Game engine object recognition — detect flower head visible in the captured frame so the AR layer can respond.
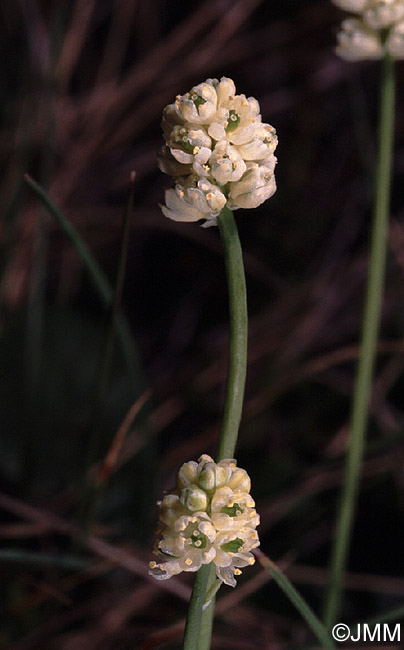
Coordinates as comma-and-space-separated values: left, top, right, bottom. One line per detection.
332, 0, 404, 59
149, 455, 260, 587
336, 18, 384, 59
159, 77, 277, 226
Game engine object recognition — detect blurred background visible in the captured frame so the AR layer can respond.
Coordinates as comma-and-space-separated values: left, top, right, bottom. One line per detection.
1, 0, 404, 648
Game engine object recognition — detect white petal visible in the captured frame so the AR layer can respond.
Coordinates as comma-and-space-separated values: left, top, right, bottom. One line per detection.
170, 148, 193, 164
208, 122, 226, 140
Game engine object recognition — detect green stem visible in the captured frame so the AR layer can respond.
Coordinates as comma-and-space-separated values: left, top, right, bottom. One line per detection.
196, 565, 217, 650
183, 207, 248, 649
215, 207, 248, 460
324, 54, 395, 629
259, 554, 336, 650
183, 564, 212, 650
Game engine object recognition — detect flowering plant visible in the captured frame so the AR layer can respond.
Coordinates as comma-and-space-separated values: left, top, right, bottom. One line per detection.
332, 0, 404, 59
149, 455, 259, 587
159, 77, 277, 226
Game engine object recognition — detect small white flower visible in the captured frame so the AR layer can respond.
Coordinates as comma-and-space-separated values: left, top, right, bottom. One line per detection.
387, 19, 404, 56
208, 95, 260, 145
149, 512, 217, 580
235, 122, 278, 162
335, 18, 383, 60
161, 177, 226, 226
229, 157, 277, 210
210, 487, 260, 532
166, 124, 212, 167
214, 529, 259, 587
332, 0, 404, 59
363, 0, 404, 30
174, 81, 218, 124
209, 141, 247, 184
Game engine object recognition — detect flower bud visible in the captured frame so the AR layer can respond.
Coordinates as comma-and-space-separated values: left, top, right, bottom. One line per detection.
227, 468, 251, 493
180, 485, 208, 512
199, 462, 229, 491
177, 461, 199, 488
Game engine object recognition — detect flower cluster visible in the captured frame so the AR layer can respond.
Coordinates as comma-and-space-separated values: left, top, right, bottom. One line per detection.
149, 455, 259, 587
332, 0, 404, 60
158, 77, 278, 227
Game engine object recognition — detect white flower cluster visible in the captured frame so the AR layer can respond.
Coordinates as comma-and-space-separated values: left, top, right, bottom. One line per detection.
158, 77, 278, 227
332, 0, 404, 60
149, 455, 260, 587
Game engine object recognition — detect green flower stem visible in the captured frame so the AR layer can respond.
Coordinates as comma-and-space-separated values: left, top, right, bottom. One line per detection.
215, 207, 248, 461
196, 565, 218, 650
324, 53, 395, 630
183, 207, 248, 650
258, 553, 336, 650
23, 174, 142, 393
183, 564, 213, 650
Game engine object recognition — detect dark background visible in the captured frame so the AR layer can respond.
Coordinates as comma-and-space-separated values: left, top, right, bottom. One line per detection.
1, 1, 404, 648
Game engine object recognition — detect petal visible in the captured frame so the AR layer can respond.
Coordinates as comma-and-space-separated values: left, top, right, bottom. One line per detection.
170, 148, 194, 164
216, 77, 236, 106
208, 122, 226, 140
161, 203, 202, 223
211, 487, 234, 512
216, 565, 236, 587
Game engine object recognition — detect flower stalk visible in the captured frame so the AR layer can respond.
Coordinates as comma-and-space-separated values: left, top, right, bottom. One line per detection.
216, 207, 248, 461
324, 52, 395, 629
187, 206, 249, 650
